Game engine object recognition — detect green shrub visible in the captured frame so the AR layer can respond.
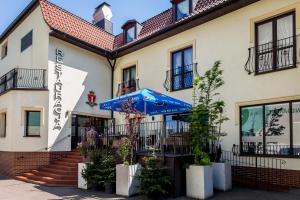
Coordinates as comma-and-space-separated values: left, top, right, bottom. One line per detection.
136, 156, 171, 199
82, 154, 116, 190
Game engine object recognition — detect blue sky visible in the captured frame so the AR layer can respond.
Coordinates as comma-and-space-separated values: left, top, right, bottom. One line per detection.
0, 0, 171, 35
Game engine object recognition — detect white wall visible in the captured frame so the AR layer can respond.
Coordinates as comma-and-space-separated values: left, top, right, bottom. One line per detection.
47, 37, 111, 151
114, 0, 300, 169
0, 6, 50, 152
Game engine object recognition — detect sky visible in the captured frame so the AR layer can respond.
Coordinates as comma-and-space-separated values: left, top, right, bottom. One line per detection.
0, 0, 171, 35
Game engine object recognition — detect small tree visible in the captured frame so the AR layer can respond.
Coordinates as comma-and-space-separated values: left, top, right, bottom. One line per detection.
191, 61, 228, 164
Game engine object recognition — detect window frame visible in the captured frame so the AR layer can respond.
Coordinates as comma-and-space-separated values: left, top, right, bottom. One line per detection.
171, 46, 193, 91
25, 110, 41, 137
173, 0, 192, 21
122, 65, 137, 94
0, 112, 6, 138
1, 42, 8, 60
21, 30, 33, 53
254, 11, 296, 75
239, 99, 300, 158
124, 25, 137, 44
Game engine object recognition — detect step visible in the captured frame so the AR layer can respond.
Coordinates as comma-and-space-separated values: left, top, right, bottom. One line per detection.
24, 172, 77, 182
62, 158, 82, 163
66, 155, 83, 159
31, 170, 76, 180
47, 164, 77, 171
16, 176, 47, 185
40, 168, 77, 176
51, 160, 79, 167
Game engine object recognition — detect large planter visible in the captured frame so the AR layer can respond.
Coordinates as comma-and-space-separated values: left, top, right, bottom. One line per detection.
116, 164, 141, 197
186, 165, 214, 199
78, 163, 90, 189
213, 162, 232, 191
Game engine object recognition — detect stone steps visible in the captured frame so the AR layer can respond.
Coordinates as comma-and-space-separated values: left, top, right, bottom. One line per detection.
15, 150, 83, 187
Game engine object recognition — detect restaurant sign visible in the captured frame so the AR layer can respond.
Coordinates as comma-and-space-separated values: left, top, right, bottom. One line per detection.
53, 49, 63, 130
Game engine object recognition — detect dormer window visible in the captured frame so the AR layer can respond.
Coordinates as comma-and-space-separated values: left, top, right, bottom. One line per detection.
122, 20, 142, 44
125, 26, 136, 43
172, 0, 191, 21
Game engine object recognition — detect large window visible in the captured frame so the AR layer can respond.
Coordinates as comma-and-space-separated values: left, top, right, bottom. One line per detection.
165, 113, 190, 135
171, 47, 193, 91
25, 111, 41, 137
0, 113, 6, 138
255, 12, 295, 74
240, 100, 300, 157
125, 26, 136, 43
21, 30, 33, 52
175, 0, 191, 21
122, 66, 136, 95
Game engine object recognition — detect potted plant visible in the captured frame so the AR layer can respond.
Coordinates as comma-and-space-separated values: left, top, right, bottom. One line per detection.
187, 61, 229, 199
116, 137, 141, 197
136, 149, 171, 199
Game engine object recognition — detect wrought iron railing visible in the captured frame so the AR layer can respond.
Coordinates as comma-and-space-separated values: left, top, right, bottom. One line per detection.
116, 79, 140, 96
0, 68, 47, 94
244, 35, 300, 75
80, 121, 193, 155
237, 143, 300, 157
221, 150, 287, 191
164, 63, 199, 91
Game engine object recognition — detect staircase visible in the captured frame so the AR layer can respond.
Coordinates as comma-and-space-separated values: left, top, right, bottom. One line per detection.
16, 150, 83, 187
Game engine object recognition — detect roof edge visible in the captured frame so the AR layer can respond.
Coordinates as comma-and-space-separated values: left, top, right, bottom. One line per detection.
0, 0, 39, 44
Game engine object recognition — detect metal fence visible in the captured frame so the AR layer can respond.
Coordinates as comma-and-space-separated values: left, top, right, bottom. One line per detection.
0, 68, 46, 94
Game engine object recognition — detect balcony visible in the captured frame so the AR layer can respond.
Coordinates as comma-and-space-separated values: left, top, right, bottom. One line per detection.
164, 63, 199, 91
116, 79, 140, 96
0, 68, 47, 95
244, 35, 300, 75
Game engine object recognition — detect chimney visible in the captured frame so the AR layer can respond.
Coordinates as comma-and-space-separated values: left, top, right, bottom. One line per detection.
93, 2, 113, 34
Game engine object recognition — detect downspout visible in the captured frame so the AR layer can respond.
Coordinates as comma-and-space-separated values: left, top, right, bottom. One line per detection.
106, 56, 117, 119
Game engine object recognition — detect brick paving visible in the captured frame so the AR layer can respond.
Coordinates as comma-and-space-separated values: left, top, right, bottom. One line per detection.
1, 176, 300, 200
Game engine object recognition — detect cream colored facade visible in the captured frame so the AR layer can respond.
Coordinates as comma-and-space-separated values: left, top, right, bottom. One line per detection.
113, 0, 300, 170
0, 0, 299, 171
0, 6, 111, 152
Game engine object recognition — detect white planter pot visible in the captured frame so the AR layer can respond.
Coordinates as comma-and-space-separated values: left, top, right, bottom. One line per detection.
116, 164, 141, 197
186, 165, 214, 199
213, 162, 232, 191
78, 163, 90, 189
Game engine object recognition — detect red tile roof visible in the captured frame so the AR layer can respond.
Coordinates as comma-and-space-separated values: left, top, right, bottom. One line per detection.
39, 0, 115, 50
38, 0, 231, 52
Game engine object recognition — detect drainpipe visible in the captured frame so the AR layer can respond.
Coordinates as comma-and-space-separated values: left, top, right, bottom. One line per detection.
106, 57, 117, 119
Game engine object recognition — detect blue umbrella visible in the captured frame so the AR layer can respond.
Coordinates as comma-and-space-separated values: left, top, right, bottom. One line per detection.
99, 88, 192, 116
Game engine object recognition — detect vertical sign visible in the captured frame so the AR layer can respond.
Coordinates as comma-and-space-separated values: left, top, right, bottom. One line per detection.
53, 49, 63, 130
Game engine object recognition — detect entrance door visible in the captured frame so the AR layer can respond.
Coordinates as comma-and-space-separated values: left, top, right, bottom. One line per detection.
71, 115, 108, 149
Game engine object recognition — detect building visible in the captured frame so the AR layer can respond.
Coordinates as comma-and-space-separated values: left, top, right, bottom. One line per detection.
0, 0, 300, 189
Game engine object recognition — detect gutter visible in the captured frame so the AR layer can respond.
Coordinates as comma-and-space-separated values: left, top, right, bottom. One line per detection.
106, 57, 117, 119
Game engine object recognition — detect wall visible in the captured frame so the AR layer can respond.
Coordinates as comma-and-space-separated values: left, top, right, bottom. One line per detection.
47, 37, 111, 151
114, 0, 300, 169
0, 6, 50, 152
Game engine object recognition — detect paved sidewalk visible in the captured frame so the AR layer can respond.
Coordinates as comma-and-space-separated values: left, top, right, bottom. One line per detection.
1, 176, 300, 200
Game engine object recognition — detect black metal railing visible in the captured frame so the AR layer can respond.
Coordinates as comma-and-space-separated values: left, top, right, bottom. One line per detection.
244, 35, 300, 75
0, 68, 47, 94
164, 63, 199, 91
79, 121, 193, 155
221, 150, 287, 191
237, 143, 300, 157
116, 79, 140, 96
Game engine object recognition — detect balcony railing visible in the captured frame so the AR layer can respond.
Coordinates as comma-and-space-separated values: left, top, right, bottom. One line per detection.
244, 35, 300, 75
116, 79, 140, 96
164, 63, 199, 91
0, 68, 47, 94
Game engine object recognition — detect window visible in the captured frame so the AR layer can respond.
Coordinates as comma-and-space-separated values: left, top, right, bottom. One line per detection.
240, 100, 300, 157
255, 12, 295, 74
1, 42, 8, 59
122, 66, 136, 95
25, 111, 41, 137
165, 113, 190, 135
21, 30, 33, 52
125, 26, 136, 43
175, 0, 191, 21
171, 47, 193, 91
0, 113, 6, 138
